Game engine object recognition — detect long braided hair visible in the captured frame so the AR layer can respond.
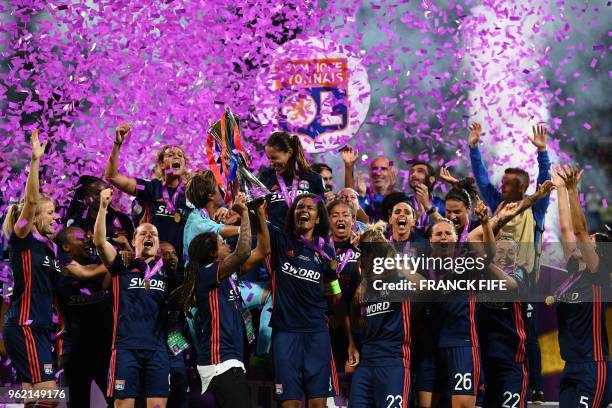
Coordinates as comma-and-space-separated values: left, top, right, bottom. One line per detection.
171, 232, 219, 312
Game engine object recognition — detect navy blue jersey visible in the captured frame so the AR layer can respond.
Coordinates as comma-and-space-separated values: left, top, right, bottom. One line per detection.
109, 255, 168, 351
55, 272, 113, 356
436, 297, 479, 348
134, 178, 190, 260
268, 225, 338, 332
478, 267, 528, 362
195, 261, 244, 365
5, 232, 61, 329
333, 240, 360, 307
557, 258, 609, 363
258, 167, 325, 229
360, 300, 411, 367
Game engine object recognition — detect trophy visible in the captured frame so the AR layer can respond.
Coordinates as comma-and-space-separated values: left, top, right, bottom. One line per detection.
207, 107, 271, 208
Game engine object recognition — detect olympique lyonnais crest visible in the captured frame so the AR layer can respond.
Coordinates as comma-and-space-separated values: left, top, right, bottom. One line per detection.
256, 37, 371, 153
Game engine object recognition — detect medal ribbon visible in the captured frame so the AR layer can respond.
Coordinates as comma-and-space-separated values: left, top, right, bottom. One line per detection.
297, 236, 334, 262
32, 230, 58, 258
328, 237, 354, 275
276, 173, 299, 208
144, 258, 164, 281
161, 181, 182, 215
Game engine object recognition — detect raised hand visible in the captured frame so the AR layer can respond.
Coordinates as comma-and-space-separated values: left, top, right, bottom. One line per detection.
468, 122, 482, 148
341, 146, 359, 167
558, 164, 583, 190
213, 207, 230, 223
497, 201, 520, 220
350, 231, 361, 247
115, 123, 131, 145
31, 129, 47, 160
231, 192, 248, 214
100, 188, 113, 209
474, 197, 489, 223
415, 183, 431, 210
356, 170, 367, 196
439, 167, 459, 185
535, 180, 555, 197
550, 165, 565, 188
528, 124, 548, 152
324, 190, 335, 202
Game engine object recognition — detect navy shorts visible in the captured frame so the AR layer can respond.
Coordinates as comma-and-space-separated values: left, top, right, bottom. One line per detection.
435, 346, 480, 396
272, 331, 339, 401
482, 358, 528, 408
107, 348, 170, 399
2, 325, 55, 383
349, 365, 410, 408
414, 351, 436, 393
559, 361, 611, 408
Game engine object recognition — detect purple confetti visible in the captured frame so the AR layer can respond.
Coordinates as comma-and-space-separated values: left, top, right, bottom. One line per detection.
80, 288, 92, 295
584, 122, 592, 130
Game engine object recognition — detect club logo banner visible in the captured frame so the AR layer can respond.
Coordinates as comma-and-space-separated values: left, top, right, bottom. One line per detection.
256, 37, 371, 153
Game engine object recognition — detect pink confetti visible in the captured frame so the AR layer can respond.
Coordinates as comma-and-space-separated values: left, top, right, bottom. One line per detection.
602, 199, 608, 208
80, 288, 91, 295
584, 122, 592, 130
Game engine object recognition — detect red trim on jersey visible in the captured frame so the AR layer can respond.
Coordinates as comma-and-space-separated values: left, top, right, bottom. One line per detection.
519, 361, 528, 408
20, 250, 32, 325
471, 346, 480, 396
110, 276, 120, 349
592, 285, 603, 362
55, 300, 65, 358
266, 254, 275, 314
593, 360, 606, 408
329, 345, 340, 395
107, 349, 117, 398
513, 302, 527, 363
468, 291, 479, 348
209, 288, 221, 364
22, 326, 40, 383
401, 301, 411, 368
402, 367, 410, 408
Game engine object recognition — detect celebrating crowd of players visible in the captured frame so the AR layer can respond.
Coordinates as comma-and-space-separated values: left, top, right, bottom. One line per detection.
0, 123, 609, 408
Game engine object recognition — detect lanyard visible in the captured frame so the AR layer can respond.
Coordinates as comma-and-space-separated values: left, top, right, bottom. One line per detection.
144, 258, 164, 281
32, 230, 58, 258
328, 237, 354, 275
297, 236, 334, 263
390, 235, 412, 255
162, 182, 182, 215
459, 219, 470, 243
276, 173, 299, 207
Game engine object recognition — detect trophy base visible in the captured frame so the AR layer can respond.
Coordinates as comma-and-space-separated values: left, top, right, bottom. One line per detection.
246, 196, 267, 209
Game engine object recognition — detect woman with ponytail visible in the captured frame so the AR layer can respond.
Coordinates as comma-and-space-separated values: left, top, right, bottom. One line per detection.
173, 193, 269, 408
259, 131, 326, 228
2, 130, 63, 406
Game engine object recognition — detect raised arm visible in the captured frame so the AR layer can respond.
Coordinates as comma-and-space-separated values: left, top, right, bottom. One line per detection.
528, 125, 552, 222
105, 123, 137, 196
63, 262, 109, 280
560, 164, 599, 273
468, 122, 502, 210
240, 204, 271, 273
552, 166, 576, 261
93, 188, 118, 267
468, 198, 496, 260
341, 146, 358, 189
218, 194, 251, 280
14, 130, 47, 238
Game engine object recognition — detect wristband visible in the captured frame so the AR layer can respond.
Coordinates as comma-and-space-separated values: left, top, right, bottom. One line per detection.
426, 206, 437, 215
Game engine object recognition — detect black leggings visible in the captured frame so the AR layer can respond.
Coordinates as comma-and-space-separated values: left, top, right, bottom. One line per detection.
209, 367, 252, 408
59, 349, 113, 408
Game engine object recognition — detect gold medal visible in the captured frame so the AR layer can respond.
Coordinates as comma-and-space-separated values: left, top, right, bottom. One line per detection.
330, 260, 338, 270
145, 280, 151, 290
174, 213, 181, 223
545, 295, 555, 306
